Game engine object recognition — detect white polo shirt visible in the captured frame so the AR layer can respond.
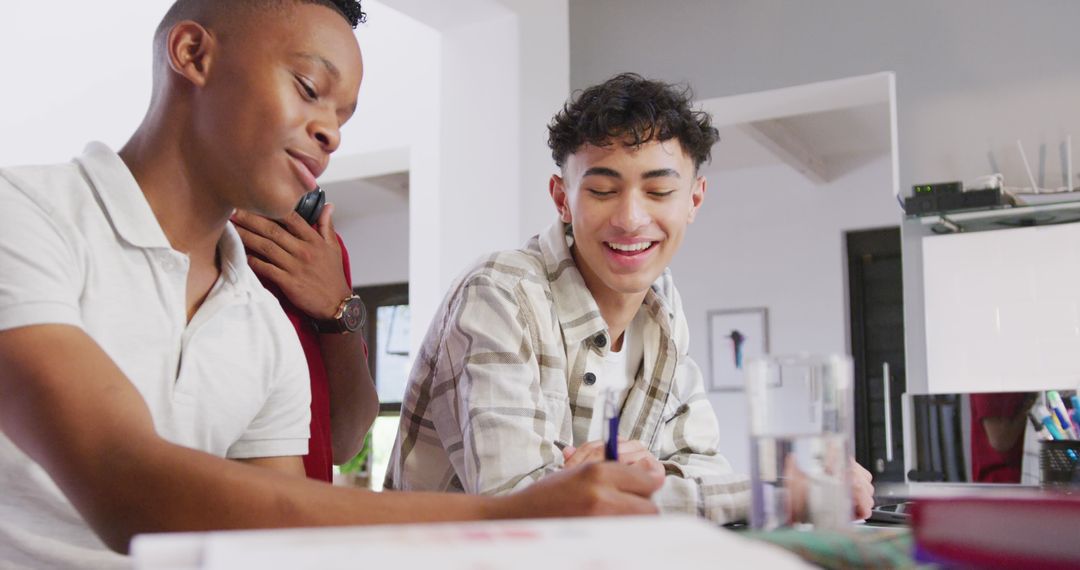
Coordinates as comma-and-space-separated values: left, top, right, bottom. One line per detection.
0, 143, 311, 569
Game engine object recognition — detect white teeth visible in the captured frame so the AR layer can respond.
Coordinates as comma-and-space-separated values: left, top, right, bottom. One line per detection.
606, 241, 653, 252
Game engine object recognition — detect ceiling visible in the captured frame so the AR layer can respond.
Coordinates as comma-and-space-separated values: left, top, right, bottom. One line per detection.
710, 102, 892, 180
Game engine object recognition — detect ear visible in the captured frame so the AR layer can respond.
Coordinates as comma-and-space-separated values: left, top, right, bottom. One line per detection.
549, 174, 572, 224
687, 175, 706, 223
165, 20, 215, 88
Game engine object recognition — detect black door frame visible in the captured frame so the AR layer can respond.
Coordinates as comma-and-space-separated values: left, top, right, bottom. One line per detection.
354, 282, 409, 414
846, 226, 904, 479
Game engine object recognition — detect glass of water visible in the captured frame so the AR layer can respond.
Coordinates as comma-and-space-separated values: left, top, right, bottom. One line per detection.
745, 354, 853, 531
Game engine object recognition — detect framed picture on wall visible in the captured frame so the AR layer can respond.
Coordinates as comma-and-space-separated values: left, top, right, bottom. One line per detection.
706, 307, 770, 392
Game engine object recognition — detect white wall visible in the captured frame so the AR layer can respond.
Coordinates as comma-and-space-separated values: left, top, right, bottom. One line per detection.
0, 1, 170, 166
433, 12, 520, 288
381, 2, 521, 350
499, 0, 572, 242
338, 2, 440, 159
328, 2, 436, 297
336, 209, 410, 287
674, 155, 897, 472
384, 0, 571, 352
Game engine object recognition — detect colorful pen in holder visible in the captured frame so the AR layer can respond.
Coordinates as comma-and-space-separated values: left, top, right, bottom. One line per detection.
1047, 391, 1077, 439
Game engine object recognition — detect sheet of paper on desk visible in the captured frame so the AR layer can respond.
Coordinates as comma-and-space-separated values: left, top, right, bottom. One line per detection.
131, 515, 813, 569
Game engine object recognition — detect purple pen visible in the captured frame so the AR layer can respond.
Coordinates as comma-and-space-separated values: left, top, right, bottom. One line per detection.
603, 390, 619, 461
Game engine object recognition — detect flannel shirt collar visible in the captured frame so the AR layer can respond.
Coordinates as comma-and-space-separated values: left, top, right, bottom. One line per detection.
537, 221, 676, 351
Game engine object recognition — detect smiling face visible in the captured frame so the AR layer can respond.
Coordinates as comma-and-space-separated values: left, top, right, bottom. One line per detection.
179, 3, 363, 218
550, 138, 706, 304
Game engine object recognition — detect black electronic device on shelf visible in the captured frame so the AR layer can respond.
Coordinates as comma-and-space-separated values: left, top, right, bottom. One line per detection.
904, 180, 1007, 216
912, 181, 962, 196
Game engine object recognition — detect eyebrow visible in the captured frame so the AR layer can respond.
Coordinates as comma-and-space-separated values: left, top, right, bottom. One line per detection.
580, 167, 681, 180
293, 51, 341, 80
582, 167, 622, 179
292, 52, 358, 122
643, 168, 681, 179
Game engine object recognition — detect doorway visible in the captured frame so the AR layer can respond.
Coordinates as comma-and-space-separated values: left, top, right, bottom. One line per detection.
847, 227, 905, 482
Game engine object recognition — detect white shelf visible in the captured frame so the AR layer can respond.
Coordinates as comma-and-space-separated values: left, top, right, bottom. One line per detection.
914, 199, 1080, 233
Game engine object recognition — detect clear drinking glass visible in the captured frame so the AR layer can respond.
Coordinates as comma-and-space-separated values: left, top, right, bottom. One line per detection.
746, 354, 854, 531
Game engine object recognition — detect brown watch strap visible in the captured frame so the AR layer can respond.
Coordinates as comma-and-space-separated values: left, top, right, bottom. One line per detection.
311, 315, 349, 334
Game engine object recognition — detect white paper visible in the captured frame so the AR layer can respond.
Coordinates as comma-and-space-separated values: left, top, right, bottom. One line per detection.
133, 516, 813, 570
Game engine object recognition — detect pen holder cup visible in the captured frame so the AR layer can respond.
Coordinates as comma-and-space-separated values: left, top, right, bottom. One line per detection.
1040, 440, 1080, 488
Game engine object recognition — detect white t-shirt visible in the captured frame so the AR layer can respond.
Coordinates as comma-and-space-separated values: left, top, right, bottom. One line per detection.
586, 311, 647, 441
0, 143, 311, 569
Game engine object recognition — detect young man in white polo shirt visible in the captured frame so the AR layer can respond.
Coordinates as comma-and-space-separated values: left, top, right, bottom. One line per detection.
387, 74, 875, 523
0, 2, 661, 567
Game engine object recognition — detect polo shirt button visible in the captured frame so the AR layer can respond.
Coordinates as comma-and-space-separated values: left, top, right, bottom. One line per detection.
593, 334, 607, 348
583, 372, 597, 386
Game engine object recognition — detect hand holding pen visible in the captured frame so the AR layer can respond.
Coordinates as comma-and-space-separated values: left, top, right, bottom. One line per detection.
561, 392, 665, 479
562, 439, 667, 481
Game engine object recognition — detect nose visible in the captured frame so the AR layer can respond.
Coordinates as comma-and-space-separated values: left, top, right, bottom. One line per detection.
611, 190, 651, 232
309, 114, 341, 155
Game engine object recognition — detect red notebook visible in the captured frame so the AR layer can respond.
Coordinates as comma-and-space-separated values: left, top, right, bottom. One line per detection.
910, 492, 1080, 568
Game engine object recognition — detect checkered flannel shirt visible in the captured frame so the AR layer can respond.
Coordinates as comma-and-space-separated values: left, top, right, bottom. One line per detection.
386, 221, 749, 522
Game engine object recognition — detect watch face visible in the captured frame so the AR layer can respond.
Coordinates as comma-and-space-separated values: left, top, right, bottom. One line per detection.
341, 297, 365, 332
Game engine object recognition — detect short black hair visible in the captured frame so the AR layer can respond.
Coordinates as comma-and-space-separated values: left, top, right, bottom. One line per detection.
547, 73, 719, 171
153, 0, 365, 87
158, 0, 365, 39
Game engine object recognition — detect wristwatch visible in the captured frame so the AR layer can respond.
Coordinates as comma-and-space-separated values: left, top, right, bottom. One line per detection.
312, 294, 366, 334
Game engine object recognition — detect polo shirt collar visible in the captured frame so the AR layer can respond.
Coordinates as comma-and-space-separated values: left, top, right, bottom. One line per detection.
76, 141, 254, 294
76, 141, 172, 250
218, 223, 252, 288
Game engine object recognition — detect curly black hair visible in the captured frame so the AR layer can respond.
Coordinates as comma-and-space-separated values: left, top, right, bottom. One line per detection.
548, 73, 718, 171
309, 0, 366, 27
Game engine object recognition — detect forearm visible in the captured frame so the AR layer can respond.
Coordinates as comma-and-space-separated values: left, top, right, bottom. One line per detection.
318, 330, 378, 462
0, 326, 503, 554
98, 439, 503, 552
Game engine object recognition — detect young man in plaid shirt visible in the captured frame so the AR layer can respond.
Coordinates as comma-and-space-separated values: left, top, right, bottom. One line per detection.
388, 73, 874, 522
